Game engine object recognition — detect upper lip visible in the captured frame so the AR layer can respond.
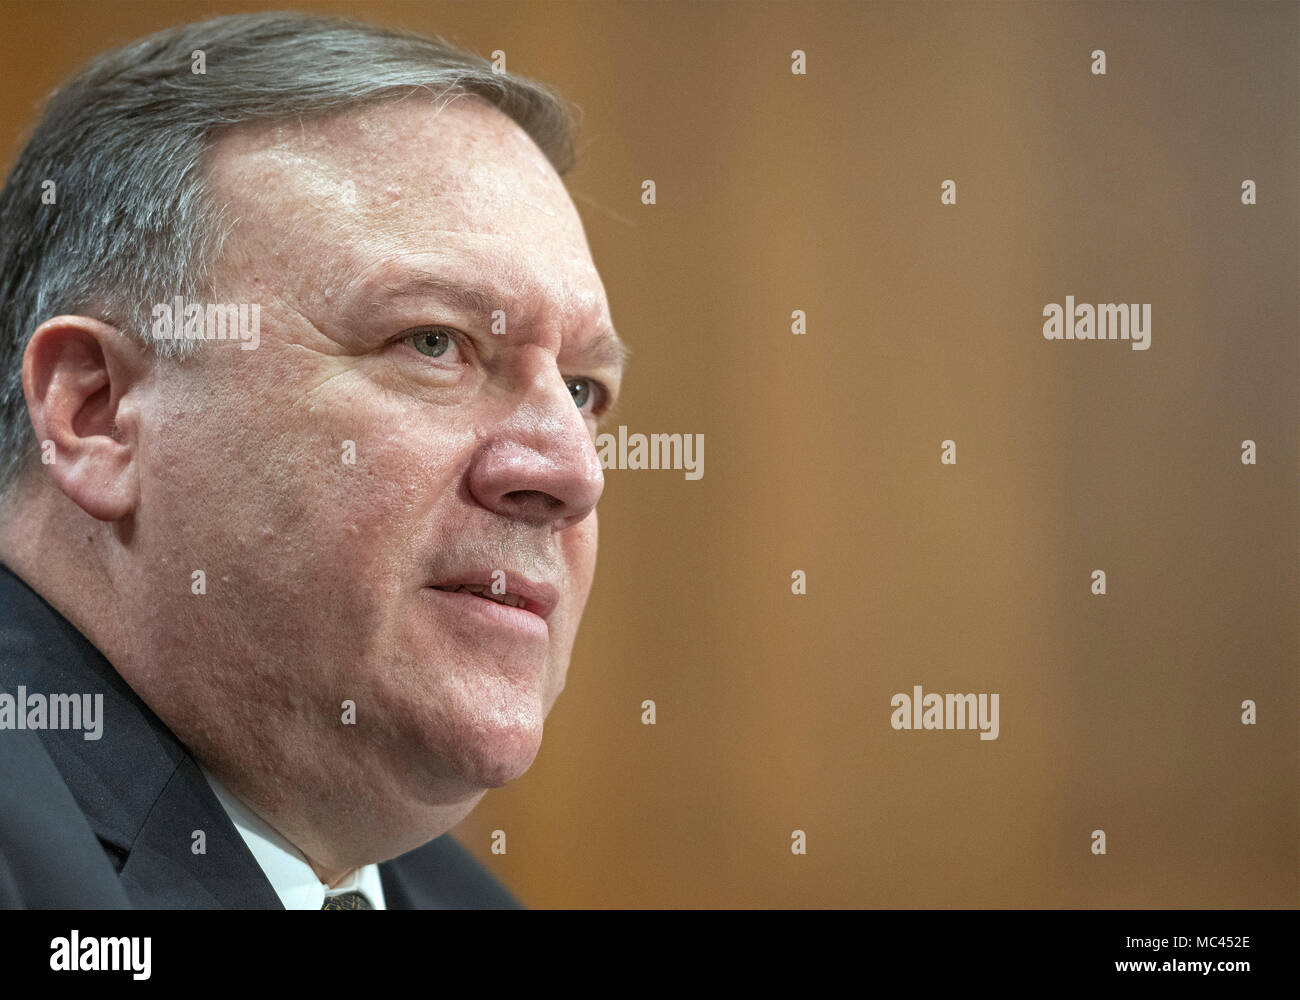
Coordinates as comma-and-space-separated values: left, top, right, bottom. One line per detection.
427, 571, 559, 620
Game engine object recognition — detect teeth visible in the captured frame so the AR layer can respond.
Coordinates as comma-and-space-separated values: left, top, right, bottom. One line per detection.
434, 583, 525, 608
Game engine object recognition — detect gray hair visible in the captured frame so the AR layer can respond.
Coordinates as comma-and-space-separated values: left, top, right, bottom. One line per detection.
0, 11, 578, 495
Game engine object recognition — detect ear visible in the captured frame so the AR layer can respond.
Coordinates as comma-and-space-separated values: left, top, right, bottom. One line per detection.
21, 315, 152, 522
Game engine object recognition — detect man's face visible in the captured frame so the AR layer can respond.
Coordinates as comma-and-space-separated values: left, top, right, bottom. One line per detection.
123, 96, 620, 853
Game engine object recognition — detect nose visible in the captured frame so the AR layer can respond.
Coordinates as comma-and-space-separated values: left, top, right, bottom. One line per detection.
467, 367, 605, 530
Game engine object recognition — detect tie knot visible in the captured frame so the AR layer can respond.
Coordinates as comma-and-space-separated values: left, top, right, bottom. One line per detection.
321, 891, 373, 910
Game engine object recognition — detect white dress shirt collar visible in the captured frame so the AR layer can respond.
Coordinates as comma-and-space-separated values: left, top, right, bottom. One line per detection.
200, 766, 386, 910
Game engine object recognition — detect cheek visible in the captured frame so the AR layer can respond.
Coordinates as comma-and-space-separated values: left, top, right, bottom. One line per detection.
560, 511, 599, 615
141, 366, 480, 613
286, 379, 475, 529
543, 513, 598, 704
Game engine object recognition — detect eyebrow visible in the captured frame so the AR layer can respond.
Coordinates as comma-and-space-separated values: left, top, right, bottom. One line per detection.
368, 268, 628, 375
578, 329, 631, 374
373, 271, 501, 323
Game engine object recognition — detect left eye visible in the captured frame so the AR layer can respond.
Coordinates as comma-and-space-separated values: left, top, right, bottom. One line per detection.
410, 328, 456, 358
567, 377, 595, 410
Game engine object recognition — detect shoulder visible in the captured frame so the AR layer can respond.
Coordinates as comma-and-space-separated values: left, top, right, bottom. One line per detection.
379, 834, 523, 910
0, 729, 131, 909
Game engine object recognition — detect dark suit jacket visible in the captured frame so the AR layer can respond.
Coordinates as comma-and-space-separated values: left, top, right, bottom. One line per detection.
0, 563, 520, 909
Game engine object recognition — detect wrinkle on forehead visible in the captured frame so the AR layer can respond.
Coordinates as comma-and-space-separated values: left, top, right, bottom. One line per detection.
204, 94, 600, 319
210, 94, 576, 232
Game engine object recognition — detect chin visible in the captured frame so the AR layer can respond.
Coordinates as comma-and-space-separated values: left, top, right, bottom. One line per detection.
410, 694, 547, 793
450, 722, 545, 790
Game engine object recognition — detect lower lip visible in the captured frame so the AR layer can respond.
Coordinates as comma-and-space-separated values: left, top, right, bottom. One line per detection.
421, 587, 550, 640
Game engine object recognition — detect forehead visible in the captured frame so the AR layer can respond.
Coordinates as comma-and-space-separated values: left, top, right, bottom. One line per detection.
205, 95, 604, 313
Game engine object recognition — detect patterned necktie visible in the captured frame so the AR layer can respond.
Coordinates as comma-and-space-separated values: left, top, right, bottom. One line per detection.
321, 891, 373, 910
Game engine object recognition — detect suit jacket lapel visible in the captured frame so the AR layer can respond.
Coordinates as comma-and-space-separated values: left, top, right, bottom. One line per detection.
0, 563, 281, 908
119, 755, 281, 908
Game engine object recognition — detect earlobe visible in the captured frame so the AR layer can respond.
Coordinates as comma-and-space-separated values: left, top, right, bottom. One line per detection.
21, 316, 148, 522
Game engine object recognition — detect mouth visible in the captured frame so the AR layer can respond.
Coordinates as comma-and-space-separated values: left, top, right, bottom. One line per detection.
432, 583, 527, 608
426, 573, 558, 621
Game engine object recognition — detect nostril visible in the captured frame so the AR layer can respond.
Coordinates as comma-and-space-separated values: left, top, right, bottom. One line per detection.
504, 489, 562, 510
